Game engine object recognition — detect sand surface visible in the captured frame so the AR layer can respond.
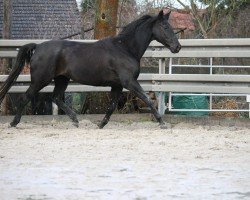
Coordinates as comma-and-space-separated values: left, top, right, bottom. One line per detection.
0, 116, 250, 200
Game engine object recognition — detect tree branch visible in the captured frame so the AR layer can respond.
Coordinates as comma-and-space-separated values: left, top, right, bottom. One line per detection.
176, 0, 208, 38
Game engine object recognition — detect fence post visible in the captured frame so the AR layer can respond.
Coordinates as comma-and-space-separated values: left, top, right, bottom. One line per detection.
158, 58, 166, 115
168, 57, 172, 74
167, 58, 173, 113
209, 57, 213, 111
247, 95, 250, 118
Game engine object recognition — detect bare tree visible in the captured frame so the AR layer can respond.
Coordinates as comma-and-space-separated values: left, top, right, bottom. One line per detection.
176, 0, 248, 38
137, 0, 173, 15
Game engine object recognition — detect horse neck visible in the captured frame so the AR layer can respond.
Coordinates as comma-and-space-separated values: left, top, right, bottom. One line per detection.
122, 24, 153, 61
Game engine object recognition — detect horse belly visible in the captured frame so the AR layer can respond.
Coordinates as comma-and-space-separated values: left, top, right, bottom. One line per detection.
69, 64, 119, 87
61, 45, 123, 87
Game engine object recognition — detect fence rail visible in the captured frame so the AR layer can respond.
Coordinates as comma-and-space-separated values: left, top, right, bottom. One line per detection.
0, 39, 250, 117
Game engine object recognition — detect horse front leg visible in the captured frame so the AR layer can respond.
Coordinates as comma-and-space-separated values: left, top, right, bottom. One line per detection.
98, 86, 122, 129
125, 79, 167, 128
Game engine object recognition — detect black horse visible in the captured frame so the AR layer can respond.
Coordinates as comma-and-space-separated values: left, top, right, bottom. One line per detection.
0, 10, 181, 128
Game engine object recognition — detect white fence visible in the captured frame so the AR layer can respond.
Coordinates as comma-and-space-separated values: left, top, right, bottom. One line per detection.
0, 39, 250, 117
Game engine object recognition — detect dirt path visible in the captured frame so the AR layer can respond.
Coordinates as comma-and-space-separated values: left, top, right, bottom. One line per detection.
0, 116, 249, 200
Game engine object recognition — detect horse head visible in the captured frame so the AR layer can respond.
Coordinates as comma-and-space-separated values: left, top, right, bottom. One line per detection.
152, 10, 181, 53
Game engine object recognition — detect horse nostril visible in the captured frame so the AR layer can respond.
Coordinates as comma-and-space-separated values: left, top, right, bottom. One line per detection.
170, 44, 181, 53
176, 44, 181, 52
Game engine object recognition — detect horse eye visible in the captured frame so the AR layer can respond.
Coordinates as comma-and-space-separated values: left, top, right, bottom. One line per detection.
162, 24, 168, 29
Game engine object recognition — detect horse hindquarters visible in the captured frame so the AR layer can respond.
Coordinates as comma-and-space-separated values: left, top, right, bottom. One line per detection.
0, 43, 36, 104
11, 42, 60, 126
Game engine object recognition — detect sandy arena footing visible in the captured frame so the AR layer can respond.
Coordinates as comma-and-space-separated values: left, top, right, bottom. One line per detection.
0, 114, 249, 199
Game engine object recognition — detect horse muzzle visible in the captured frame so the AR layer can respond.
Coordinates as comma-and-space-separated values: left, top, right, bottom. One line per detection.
170, 44, 181, 53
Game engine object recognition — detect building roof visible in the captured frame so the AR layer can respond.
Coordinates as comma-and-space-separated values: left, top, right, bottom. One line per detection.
0, 0, 82, 39
169, 10, 195, 31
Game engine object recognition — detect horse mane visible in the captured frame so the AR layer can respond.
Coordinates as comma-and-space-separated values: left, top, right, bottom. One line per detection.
118, 15, 153, 38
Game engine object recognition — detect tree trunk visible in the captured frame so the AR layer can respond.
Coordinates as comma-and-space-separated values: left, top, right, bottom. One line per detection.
3, 0, 12, 39
82, 0, 119, 114
94, 0, 119, 39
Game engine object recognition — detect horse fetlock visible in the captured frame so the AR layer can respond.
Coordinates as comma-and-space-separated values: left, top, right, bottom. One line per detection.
72, 115, 78, 122
10, 120, 18, 127
157, 116, 164, 124
97, 122, 105, 129
70, 115, 79, 127
52, 97, 60, 104
10, 115, 21, 127
160, 122, 171, 129
73, 121, 79, 128
97, 120, 108, 129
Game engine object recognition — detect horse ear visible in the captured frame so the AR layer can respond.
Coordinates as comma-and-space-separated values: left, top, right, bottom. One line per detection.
163, 10, 171, 20
164, 11, 171, 19
158, 9, 171, 20
158, 10, 164, 19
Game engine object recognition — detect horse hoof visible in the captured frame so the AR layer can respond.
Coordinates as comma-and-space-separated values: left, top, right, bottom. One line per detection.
73, 122, 79, 128
98, 121, 107, 129
97, 123, 104, 129
160, 122, 171, 129
9, 122, 17, 128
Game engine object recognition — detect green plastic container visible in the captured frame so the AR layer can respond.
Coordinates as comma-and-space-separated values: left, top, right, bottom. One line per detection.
172, 95, 209, 116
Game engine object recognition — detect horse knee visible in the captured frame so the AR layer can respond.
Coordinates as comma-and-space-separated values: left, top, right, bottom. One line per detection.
52, 96, 61, 104
145, 97, 154, 108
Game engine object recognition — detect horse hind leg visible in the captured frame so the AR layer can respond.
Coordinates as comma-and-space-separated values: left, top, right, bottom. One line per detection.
98, 86, 123, 129
52, 76, 79, 127
10, 84, 42, 127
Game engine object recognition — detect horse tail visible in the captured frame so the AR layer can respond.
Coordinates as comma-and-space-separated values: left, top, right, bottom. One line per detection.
0, 43, 37, 104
